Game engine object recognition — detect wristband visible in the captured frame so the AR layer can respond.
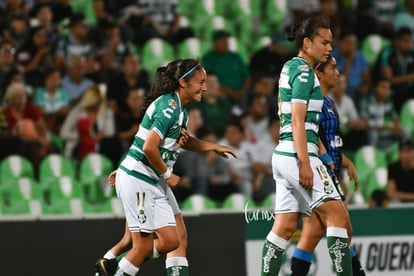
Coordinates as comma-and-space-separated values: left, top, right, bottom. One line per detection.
319, 153, 332, 166
161, 168, 172, 179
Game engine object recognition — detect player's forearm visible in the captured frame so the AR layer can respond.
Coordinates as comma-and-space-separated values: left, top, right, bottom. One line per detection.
292, 120, 310, 164
182, 136, 217, 152
143, 144, 169, 175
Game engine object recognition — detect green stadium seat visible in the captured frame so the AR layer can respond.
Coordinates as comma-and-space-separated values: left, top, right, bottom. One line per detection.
228, 36, 249, 63
221, 193, 254, 211
38, 154, 75, 192
400, 99, 414, 138
177, 37, 207, 60
141, 38, 175, 79
70, 0, 96, 26
0, 155, 35, 191
79, 153, 114, 203
180, 194, 218, 212
257, 193, 275, 209
42, 176, 83, 215
264, 0, 288, 33
0, 177, 42, 215
361, 34, 391, 68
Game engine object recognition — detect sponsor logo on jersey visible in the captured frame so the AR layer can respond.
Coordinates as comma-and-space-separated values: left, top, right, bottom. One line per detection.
298, 64, 309, 71
168, 99, 177, 109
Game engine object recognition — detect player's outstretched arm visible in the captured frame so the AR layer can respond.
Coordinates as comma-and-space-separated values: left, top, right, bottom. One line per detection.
182, 135, 237, 159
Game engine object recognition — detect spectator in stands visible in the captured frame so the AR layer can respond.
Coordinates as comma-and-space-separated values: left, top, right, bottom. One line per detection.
90, 16, 132, 71
368, 189, 389, 207
387, 139, 414, 202
61, 55, 94, 106
49, 0, 72, 25
328, 74, 369, 151
359, 77, 406, 150
0, 1, 30, 36
202, 30, 250, 109
0, 39, 19, 101
107, 53, 150, 112
16, 26, 52, 87
278, 0, 320, 33
189, 71, 232, 138
119, 0, 194, 45
31, 4, 59, 50
249, 32, 294, 80
0, 105, 16, 160
3, 14, 30, 51
186, 106, 203, 137
319, 0, 342, 40
250, 119, 279, 202
219, 118, 255, 198
2, 82, 53, 173
394, 0, 414, 33
332, 28, 371, 101
375, 27, 414, 112
242, 95, 270, 143
60, 84, 120, 165
115, 88, 144, 154
32, 67, 69, 134
54, 12, 92, 70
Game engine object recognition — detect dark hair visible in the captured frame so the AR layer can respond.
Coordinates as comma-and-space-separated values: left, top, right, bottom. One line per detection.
395, 26, 413, 39
314, 55, 334, 72
338, 28, 355, 41
287, 16, 330, 49
141, 59, 202, 116
43, 66, 60, 80
226, 116, 244, 133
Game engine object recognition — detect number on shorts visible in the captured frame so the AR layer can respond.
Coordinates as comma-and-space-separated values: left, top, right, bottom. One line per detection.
136, 192, 145, 207
316, 165, 328, 180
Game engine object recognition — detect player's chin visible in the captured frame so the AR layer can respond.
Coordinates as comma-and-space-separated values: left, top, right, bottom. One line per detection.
193, 92, 203, 101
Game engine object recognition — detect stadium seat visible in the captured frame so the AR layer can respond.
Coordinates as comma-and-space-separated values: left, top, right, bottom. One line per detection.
42, 176, 83, 215
141, 38, 175, 79
38, 154, 75, 191
177, 37, 207, 60
228, 36, 249, 63
257, 193, 276, 209
70, 0, 96, 26
353, 145, 387, 202
0, 177, 42, 215
221, 193, 254, 211
264, 0, 288, 33
0, 155, 35, 191
180, 194, 217, 212
400, 99, 414, 138
361, 34, 391, 68
79, 153, 114, 203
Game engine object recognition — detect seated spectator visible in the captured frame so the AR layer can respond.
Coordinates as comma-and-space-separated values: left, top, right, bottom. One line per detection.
218, 118, 255, 198
332, 28, 371, 101
2, 82, 53, 173
119, 0, 194, 45
16, 26, 52, 87
368, 189, 389, 208
54, 12, 92, 70
360, 77, 407, 150
387, 139, 414, 202
61, 55, 94, 106
32, 67, 69, 134
0, 39, 19, 101
242, 95, 270, 143
394, 0, 414, 33
375, 27, 414, 112
186, 106, 203, 137
202, 30, 250, 108
107, 53, 150, 112
250, 119, 279, 202
3, 14, 30, 51
60, 85, 121, 165
189, 71, 232, 138
115, 88, 144, 153
328, 74, 368, 151
30, 4, 59, 47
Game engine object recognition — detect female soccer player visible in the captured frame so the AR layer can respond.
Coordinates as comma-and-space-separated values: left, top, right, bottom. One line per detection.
260, 16, 353, 275
112, 59, 236, 276
290, 56, 366, 275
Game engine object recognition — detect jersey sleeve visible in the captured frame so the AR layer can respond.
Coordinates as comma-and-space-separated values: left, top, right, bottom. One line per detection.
150, 101, 178, 139
290, 64, 315, 104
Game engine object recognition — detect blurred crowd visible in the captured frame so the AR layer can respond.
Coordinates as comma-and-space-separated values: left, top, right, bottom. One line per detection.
1, 0, 414, 207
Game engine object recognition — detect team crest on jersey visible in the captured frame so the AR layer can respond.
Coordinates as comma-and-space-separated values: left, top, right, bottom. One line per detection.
298, 65, 309, 71
138, 208, 147, 223
168, 99, 177, 109
323, 181, 333, 194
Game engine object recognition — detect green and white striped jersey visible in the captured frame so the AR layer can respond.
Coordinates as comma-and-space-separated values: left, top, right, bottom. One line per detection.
275, 57, 323, 157
119, 92, 188, 185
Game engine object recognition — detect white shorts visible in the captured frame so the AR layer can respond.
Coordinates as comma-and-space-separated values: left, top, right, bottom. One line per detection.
116, 169, 176, 233
272, 154, 341, 216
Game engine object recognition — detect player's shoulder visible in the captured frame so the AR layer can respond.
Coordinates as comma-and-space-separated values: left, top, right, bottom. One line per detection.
283, 57, 312, 75
154, 93, 181, 115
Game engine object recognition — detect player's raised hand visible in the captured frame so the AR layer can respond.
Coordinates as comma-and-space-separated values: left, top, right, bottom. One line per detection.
177, 128, 190, 147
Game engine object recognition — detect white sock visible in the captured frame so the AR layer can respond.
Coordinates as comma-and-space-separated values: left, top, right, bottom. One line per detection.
266, 231, 288, 250
103, 249, 116, 260
119, 257, 139, 276
165, 256, 189, 268
152, 244, 160, 259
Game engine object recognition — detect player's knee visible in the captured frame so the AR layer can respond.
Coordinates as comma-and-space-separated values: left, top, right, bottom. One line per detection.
165, 236, 180, 252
